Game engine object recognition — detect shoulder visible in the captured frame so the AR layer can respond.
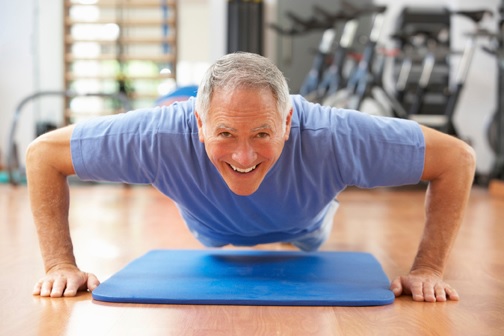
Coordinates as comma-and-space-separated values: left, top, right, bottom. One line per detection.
73, 98, 197, 138
155, 97, 198, 134
289, 95, 332, 130
289, 94, 373, 132
288, 95, 423, 150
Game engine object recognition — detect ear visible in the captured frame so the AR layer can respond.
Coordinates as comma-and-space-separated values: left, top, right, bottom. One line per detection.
194, 111, 205, 143
283, 108, 293, 141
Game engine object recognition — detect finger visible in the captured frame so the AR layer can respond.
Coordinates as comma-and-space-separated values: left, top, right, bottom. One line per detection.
445, 286, 460, 301
410, 281, 425, 302
50, 277, 67, 298
40, 280, 54, 297
434, 283, 447, 302
422, 282, 436, 302
33, 280, 43, 295
390, 277, 403, 297
86, 273, 101, 291
63, 277, 81, 297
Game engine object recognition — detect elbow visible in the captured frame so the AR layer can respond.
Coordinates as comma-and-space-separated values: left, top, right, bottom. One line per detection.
457, 141, 476, 180
25, 137, 46, 174
25, 125, 76, 177
25, 133, 74, 176
463, 142, 476, 173
26, 138, 40, 168
421, 125, 477, 183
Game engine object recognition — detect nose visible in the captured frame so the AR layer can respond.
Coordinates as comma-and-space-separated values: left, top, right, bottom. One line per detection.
231, 139, 257, 167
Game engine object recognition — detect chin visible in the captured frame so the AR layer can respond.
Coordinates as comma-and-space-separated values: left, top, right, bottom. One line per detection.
227, 184, 261, 196
220, 167, 266, 196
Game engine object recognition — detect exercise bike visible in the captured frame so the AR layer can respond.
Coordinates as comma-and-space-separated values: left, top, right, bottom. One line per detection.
321, 5, 387, 111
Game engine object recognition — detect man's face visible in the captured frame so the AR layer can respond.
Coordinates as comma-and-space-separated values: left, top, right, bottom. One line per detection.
196, 87, 292, 196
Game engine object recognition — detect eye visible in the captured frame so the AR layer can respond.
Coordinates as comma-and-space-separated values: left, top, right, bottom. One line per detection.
256, 132, 270, 138
219, 132, 233, 138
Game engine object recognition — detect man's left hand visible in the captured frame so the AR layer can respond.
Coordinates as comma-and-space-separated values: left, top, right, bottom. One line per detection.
390, 268, 459, 302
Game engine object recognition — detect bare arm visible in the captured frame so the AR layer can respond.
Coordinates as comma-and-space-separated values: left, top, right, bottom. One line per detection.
26, 125, 99, 297
390, 125, 476, 302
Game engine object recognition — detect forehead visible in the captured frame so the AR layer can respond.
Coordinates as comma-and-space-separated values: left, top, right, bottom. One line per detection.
207, 87, 280, 124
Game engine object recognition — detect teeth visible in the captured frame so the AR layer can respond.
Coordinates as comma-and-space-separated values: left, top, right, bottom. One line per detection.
230, 164, 257, 173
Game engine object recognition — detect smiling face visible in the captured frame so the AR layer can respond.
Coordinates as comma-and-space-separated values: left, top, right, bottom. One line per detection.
195, 87, 292, 196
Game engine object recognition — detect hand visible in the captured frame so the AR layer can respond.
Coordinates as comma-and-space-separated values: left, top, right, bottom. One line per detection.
33, 264, 100, 297
390, 268, 459, 302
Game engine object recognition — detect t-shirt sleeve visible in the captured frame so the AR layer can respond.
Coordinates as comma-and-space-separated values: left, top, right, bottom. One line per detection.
70, 108, 161, 184
330, 109, 425, 188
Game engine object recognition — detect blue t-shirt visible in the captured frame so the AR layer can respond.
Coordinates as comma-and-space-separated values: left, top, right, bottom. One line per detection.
71, 95, 425, 245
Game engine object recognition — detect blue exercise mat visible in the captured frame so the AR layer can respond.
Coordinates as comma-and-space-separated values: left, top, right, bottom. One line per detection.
92, 249, 394, 306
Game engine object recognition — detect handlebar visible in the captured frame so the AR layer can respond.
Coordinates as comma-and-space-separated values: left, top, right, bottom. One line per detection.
270, 4, 387, 36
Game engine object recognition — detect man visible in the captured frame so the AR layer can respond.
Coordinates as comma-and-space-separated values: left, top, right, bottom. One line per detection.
28, 52, 475, 302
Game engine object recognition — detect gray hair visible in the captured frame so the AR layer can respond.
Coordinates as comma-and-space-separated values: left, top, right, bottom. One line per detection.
195, 52, 291, 124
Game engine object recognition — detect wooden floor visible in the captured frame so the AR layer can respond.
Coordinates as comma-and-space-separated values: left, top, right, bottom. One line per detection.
1, 183, 503, 335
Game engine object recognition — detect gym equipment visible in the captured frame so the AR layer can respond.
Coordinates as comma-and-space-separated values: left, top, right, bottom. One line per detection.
269, 6, 333, 37
6, 90, 132, 186
270, 6, 341, 98
393, 7, 452, 116
314, 17, 359, 100
409, 10, 494, 135
321, 8, 494, 140
298, 28, 336, 97
299, 3, 376, 100
388, 28, 453, 121
322, 6, 387, 110
270, 3, 386, 100
484, 8, 504, 181
227, 0, 264, 54
313, 5, 388, 104
92, 249, 395, 306
405, 34, 440, 116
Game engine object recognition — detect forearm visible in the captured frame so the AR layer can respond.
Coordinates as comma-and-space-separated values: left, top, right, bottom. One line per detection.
26, 128, 77, 272
412, 180, 471, 274
29, 169, 75, 271
412, 141, 475, 275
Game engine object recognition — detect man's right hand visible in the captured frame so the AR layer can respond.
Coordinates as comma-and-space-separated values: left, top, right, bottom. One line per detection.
33, 264, 100, 297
